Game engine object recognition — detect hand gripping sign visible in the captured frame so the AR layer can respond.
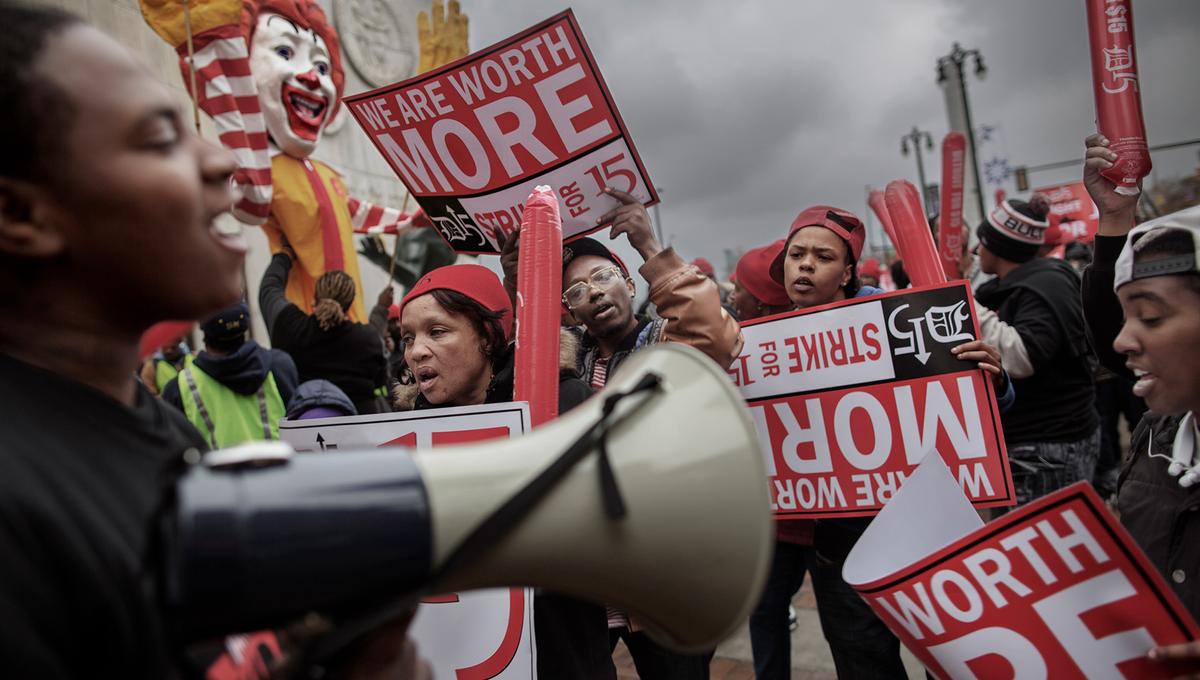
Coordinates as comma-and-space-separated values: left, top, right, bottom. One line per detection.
345, 10, 658, 255
1086, 0, 1151, 196
514, 186, 563, 428
845, 455, 1200, 679
278, 403, 538, 679
938, 133, 967, 281
729, 281, 1013, 519
887, 179, 947, 287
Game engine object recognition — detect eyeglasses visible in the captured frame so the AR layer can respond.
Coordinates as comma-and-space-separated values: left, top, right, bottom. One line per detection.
562, 266, 624, 308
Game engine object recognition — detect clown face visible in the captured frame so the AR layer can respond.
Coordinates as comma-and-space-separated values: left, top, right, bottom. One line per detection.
250, 13, 337, 158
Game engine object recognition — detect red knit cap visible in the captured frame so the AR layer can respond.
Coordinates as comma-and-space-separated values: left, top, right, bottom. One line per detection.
736, 241, 791, 307
399, 264, 513, 340
770, 205, 867, 283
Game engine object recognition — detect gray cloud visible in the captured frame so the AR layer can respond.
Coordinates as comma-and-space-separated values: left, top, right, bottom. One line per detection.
466, 0, 1200, 273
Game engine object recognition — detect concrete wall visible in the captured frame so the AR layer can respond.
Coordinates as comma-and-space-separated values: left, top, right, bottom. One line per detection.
35, 0, 431, 344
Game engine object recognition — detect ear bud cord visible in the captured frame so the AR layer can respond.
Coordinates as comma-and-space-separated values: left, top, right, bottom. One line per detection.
1145, 412, 1199, 487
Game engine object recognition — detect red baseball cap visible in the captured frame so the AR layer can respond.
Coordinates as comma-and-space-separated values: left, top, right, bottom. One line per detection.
399, 264, 513, 340
858, 256, 883, 279
691, 257, 716, 277
736, 241, 791, 307
770, 205, 867, 283
387, 304, 401, 321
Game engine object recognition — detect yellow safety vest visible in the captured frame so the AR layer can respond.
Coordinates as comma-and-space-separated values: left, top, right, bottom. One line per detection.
177, 364, 286, 449
154, 359, 181, 394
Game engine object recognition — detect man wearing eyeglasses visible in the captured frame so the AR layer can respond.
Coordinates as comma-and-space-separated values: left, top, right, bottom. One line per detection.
499, 187, 742, 678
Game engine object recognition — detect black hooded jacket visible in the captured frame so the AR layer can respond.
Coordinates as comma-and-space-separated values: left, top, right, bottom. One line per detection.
162, 340, 298, 414
260, 253, 388, 415
975, 257, 1098, 443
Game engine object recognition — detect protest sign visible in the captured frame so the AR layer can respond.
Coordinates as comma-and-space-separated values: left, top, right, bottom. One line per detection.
344, 10, 657, 255
278, 401, 531, 450
1037, 181, 1100, 244
730, 281, 1013, 518
845, 455, 1200, 679
281, 403, 536, 679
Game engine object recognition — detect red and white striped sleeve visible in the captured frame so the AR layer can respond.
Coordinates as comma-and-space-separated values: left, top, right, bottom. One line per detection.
178, 25, 273, 226
347, 196, 429, 235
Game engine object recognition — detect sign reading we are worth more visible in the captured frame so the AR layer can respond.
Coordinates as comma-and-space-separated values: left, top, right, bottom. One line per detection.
845, 456, 1200, 679
344, 10, 657, 255
730, 281, 1013, 518
278, 403, 537, 679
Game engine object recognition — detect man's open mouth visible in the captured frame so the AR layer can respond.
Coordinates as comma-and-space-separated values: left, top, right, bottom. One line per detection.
593, 301, 616, 320
282, 83, 328, 140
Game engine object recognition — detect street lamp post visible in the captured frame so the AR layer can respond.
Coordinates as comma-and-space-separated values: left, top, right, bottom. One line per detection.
900, 125, 934, 216
938, 42, 987, 226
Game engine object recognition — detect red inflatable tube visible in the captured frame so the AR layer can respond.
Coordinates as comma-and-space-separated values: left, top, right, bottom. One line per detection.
938, 132, 967, 281
513, 186, 563, 427
885, 180, 946, 287
868, 189, 898, 249
1086, 0, 1150, 195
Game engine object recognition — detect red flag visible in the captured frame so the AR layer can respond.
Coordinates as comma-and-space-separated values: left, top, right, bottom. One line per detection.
1086, 0, 1151, 195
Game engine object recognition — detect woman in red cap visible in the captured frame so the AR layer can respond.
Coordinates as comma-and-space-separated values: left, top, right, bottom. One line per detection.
396, 263, 591, 410
752, 206, 1010, 680
396, 264, 608, 679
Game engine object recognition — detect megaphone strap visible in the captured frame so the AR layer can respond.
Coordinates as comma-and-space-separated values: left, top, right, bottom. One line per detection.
435, 372, 663, 581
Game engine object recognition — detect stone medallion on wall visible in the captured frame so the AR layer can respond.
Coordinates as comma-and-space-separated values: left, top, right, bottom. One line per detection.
334, 0, 419, 88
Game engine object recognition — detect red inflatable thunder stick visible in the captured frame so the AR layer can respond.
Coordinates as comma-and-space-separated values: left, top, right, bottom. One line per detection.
868, 189, 898, 248
513, 185, 563, 427
1086, 0, 1151, 195
885, 180, 946, 287
938, 132, 967, 281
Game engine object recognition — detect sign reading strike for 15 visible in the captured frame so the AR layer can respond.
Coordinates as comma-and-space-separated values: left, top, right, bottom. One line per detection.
345, 10, 657, 255
732, 282, 1014, 518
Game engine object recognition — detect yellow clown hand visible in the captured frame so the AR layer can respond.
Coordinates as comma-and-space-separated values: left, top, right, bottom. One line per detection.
140, 0, 242, 48
417, 0, 469, 74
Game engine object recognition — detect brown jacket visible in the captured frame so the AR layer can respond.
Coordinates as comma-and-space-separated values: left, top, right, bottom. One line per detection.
570, 247, 744, 383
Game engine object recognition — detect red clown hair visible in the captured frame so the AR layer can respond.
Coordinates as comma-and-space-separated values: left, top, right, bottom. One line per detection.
241, 0, 345, 116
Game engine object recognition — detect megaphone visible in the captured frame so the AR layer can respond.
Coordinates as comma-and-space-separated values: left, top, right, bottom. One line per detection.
162, 343, 772, 655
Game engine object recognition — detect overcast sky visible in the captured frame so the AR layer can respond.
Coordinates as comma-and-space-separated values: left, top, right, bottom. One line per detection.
462, 0, 1200, 274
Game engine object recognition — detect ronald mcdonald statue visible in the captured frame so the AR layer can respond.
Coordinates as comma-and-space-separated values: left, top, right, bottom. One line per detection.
141, 0, 466, 321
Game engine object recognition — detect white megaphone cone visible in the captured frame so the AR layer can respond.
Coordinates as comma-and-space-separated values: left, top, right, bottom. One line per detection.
165, 343, 772, 654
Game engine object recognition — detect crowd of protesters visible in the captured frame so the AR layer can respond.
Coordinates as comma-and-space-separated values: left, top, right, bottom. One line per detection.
3, 3, 1200, 679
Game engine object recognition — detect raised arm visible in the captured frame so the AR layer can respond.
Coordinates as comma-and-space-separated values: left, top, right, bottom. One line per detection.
1081, 133, 1139, 377
597, 188, 743, 368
